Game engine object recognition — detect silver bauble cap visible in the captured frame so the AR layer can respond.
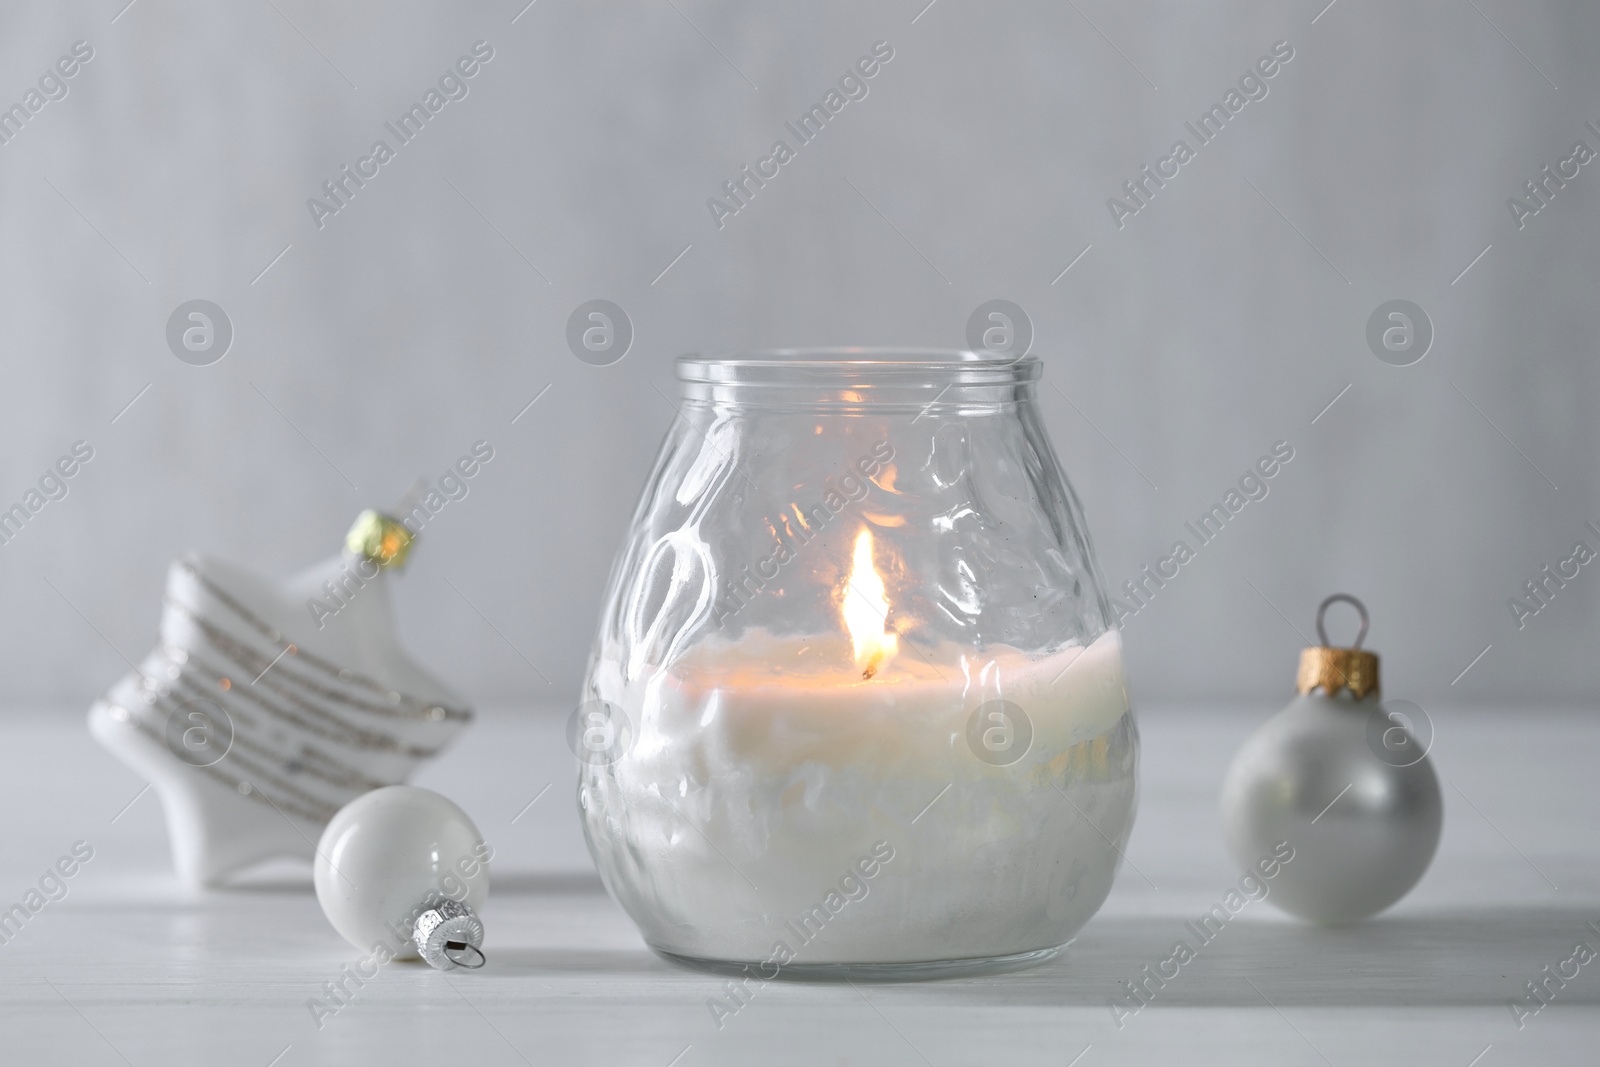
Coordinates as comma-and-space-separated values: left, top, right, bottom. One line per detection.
413, 898, 486, 971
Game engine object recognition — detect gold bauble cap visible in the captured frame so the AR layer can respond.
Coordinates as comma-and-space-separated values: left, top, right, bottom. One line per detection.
345, 510, 414, 569
1295, 593, 1379, 699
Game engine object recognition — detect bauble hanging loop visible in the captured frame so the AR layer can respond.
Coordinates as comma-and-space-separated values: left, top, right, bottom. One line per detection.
1315, 592, 1369, 648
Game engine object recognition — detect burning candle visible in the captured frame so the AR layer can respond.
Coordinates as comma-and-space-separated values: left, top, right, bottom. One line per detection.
580, 349, 1139, 978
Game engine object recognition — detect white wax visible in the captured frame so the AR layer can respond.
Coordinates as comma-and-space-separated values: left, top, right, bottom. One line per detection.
584, 630, 1136, 965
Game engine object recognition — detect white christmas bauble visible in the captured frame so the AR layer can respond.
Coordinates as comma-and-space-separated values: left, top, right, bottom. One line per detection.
1220, 596, 1442, 925
314, 786, 490, 961
1221, 691, 1441, 923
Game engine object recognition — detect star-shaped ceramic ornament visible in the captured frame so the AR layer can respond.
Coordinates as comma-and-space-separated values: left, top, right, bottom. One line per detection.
88, 512, 473, 888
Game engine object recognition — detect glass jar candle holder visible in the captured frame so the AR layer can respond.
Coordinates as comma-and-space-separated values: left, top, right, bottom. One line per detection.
578, 350, 1137, 979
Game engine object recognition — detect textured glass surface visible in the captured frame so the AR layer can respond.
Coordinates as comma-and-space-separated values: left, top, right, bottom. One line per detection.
579, 350, 1138, 976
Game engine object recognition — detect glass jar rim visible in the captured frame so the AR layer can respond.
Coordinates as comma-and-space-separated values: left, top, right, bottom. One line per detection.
676, 348, 1041, 386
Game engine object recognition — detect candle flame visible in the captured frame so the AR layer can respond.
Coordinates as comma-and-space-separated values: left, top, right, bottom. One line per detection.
843, 527, 898, 680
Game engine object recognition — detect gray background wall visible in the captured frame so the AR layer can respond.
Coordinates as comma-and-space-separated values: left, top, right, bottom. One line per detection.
0, 0, 1594, 712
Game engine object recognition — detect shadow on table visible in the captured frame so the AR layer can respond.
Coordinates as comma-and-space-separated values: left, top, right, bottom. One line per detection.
488, 946, 680, 977
471, 893, 1599, 1006
215, 866, 1596, 1005
489, 870, 606, 895
895, 906, 1600, 1007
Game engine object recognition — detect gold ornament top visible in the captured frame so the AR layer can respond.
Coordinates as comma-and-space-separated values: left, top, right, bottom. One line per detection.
1297, 646, 1379, 699
345, 510, 414, 569
1296, 592, 1378, 698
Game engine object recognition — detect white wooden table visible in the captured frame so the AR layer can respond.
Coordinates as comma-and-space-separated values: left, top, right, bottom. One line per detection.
2, 703, 1595, 1065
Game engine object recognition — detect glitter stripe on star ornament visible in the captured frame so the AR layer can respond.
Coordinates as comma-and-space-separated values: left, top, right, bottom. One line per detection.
88, 511, 473, 888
